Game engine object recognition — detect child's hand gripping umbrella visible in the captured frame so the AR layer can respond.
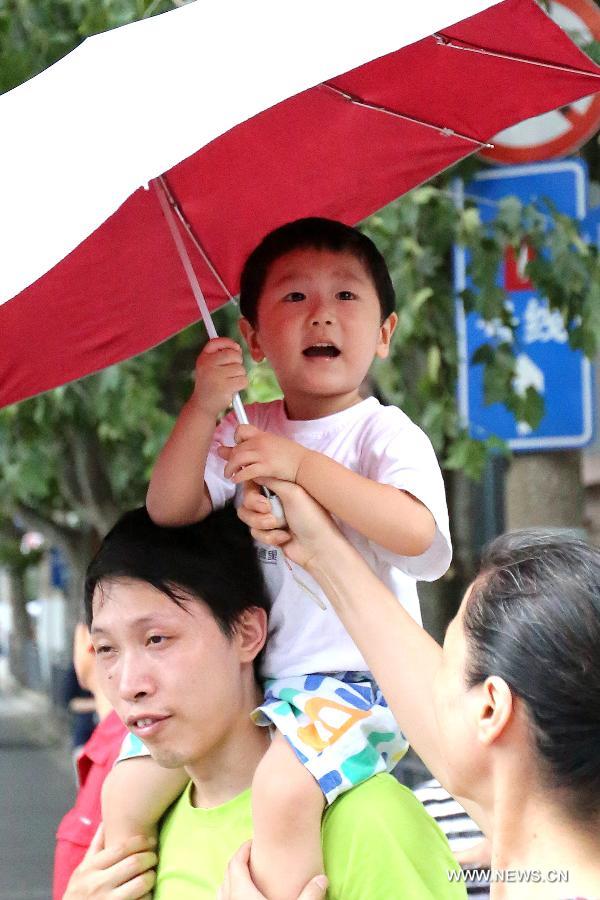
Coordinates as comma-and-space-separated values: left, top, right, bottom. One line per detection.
154, 177, 326, 609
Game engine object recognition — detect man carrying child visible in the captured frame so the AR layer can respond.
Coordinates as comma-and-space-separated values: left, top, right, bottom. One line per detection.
67, 505, 464, 898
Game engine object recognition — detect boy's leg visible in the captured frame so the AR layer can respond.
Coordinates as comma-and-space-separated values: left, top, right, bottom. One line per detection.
250, 732, 325, 900
102, 757, 188, 846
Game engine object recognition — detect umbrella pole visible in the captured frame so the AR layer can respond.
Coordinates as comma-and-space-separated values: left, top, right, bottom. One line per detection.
152, 177, 249, 426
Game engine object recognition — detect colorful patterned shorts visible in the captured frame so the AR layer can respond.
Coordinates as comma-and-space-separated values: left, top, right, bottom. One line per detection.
117, 731, 149, 762
253, 671, 408, 805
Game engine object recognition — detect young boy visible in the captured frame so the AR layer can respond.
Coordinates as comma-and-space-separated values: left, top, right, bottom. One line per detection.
102, 218, 452, 900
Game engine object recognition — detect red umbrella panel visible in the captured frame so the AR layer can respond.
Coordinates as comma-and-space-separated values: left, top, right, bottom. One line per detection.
1, 0, 599, 409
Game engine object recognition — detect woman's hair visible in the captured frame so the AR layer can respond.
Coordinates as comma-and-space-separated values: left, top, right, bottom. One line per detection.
463, 529, 600, 821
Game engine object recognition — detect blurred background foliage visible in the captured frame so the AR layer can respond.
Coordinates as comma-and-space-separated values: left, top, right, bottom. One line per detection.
1, 0, 600, 617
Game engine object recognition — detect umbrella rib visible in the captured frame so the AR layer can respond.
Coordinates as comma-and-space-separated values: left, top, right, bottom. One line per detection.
157, 175, 234, 301
321, 83, 493, 148
433, 33, 600, 80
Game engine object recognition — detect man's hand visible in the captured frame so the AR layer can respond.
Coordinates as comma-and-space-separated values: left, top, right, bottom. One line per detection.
217, 841, 327, 900
192, 338, 248, 420
63, 825, 157, 899
237, 479, 340, 570
218, 425, 308, 485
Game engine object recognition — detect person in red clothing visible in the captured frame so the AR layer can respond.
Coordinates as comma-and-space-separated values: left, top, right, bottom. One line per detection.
53, 623, 127, 899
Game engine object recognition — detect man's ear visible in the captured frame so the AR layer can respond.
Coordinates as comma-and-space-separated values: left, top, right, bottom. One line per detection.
476, 676, 513, 746
239, 318, 265, 363
375, 312, 398, 360
235, 606, 268, 663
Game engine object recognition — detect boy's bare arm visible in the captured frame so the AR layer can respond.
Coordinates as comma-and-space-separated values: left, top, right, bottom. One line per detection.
295, 452, 435, 556
102, 757, 188, 846
146, 338, 248, 525
220, 426, 435, 557
146, 396, 216, 525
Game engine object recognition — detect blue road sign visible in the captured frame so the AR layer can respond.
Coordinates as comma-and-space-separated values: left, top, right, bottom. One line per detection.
581, 203, 600, 248
454, 160, 594, 451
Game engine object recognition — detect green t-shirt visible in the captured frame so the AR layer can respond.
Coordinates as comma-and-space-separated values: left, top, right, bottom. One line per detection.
154, 773, 466, 899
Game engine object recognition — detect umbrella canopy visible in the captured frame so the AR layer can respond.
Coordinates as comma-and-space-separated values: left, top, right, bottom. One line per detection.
1, 0, 599, 409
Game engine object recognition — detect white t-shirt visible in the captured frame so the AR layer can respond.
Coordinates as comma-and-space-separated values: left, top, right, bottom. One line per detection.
204, 397, 451, 678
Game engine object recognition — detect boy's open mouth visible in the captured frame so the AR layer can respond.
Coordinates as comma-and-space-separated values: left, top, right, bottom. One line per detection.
302, 343, 341, 358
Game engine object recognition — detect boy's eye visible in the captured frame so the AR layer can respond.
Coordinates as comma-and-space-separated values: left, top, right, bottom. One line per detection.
284, 291, 306, 302
337, 291, 356, 301
95, 644, 113, 656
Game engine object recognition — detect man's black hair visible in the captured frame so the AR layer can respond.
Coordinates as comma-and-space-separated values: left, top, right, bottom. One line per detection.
84, 506, 270, 669
239, 217, 396, 327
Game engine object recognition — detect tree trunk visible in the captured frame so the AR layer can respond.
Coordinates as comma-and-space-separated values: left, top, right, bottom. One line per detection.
62, 528, 101, 628
505, 451, 583, 531
8, 568, 34, 686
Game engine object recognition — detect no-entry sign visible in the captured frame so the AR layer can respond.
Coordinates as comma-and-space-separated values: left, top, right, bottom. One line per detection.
480, 0, 600, 163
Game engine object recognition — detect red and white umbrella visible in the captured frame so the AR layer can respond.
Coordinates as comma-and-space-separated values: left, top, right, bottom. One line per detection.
1, 0, 599, 409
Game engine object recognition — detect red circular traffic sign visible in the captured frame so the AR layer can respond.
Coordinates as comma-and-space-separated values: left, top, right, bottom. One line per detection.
479, 0, 600, 163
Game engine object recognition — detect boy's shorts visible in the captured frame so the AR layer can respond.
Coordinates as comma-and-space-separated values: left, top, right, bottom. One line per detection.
253, 671, 408, 805
117, 731, 150, 762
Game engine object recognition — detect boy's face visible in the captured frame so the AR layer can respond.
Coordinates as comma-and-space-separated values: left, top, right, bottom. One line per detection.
239, 248, 397, 418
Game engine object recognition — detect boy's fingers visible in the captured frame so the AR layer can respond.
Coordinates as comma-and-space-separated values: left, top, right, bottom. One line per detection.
209, 354, 246, 370
201, 338, 242, 355
243, 481, 271, 512
224, 452, 260, 479
234, 424, 260, 443
253, 476, 292, 496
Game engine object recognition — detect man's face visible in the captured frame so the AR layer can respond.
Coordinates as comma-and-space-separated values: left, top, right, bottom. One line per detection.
91, 578, 252, 769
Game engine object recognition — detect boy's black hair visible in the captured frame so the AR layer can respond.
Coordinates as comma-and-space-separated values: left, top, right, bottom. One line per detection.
465, 530, 600, 822
239, 217, 396, 327
84, 506, 270, 671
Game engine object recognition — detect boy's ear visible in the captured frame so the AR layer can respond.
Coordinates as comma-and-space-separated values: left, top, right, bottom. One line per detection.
375, 312, 398, 360
239, 318, 265, 363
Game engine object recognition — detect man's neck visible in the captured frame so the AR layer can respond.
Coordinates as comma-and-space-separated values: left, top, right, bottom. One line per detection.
186, 685, 270, 810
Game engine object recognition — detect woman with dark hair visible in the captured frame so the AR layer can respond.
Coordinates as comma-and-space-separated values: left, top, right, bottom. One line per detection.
231, 480, 600, 900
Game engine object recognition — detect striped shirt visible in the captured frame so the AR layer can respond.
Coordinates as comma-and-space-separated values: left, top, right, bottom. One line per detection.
414, 779, 490, 899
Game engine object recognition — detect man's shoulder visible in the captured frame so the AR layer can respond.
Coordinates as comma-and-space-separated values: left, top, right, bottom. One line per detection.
324, 772, 432, 830
322, 775, 466, 899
